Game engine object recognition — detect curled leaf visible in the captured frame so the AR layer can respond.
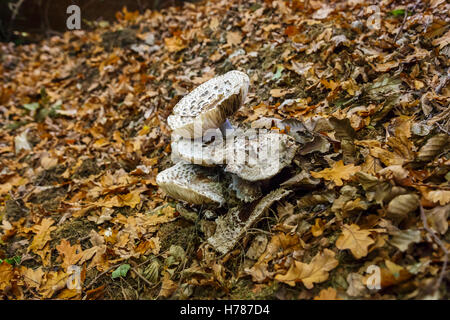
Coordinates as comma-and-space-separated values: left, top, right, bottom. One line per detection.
389, 229, 421, 252
386, 194, 419, 221
417, 134, 449, 162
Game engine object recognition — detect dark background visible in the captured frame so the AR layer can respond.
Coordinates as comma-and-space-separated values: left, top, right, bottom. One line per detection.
0, 0, 193, 42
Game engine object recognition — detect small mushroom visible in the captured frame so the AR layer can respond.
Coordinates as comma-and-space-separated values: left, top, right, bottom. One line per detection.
167, 70, 250, 139
156, 162, 225, 206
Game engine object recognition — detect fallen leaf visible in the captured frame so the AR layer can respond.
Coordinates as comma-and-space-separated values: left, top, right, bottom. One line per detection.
336, 224, 374, 259
0, 261, 15, 291
165, 36, 186, 52
56, 240, 83, 270
275, 249, 338, 288
426, 190, 450, 206
311, 160, 361, 186
29, 218, 57, 253
389, 229, 421, 252
387, 194, 419, 221
314, 287, 339, 300
226, 31, 242, 46
311, 218, 325, 237
425, 204, 449, 235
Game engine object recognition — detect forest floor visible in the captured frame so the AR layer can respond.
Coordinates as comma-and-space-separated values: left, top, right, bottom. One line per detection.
0, 0, 449, 300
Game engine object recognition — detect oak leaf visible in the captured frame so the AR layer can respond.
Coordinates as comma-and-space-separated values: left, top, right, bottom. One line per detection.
275, 249, 338, 289
29, 218, 56, 253
336, 224, 374, 259
56, 240, 83, 269
20, 266, 45, 289
311, 160, 360, 186
226, 31, 242, 46
426, 190, 450, 206
38, 270, 68, 298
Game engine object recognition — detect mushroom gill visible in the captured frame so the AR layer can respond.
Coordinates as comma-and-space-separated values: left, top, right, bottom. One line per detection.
156, 162, 225, 206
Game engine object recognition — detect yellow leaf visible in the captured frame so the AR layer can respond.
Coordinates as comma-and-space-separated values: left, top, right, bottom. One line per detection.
311, 160, 361, 186
0, 261, 15, 291
336, 224, 374, 259
226, 31, 242, 46
314, 287, 339, 300
118, 190, 141, 208
311, 218, 325, 237
275, 249, 338, 289
165, 36, 186, 53
29, 218, 56, 253
56, 240, 83, 270
38, 270, 68, 298
20, 266, 45, 289
93, 138, 110, 148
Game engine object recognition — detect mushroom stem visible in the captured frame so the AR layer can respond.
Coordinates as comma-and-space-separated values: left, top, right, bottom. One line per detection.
219, 118, 234, 137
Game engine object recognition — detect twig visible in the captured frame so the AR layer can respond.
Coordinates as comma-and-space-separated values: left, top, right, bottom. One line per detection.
393, 8, 408, 43
131, 267, 155, 288
83, 264, 120, 291
420, 205, 448, 292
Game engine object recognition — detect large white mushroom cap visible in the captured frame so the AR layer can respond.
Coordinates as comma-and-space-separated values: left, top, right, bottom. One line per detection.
156, 162, 225, 205
167, 70, 250, 139
171, 129, 298, 181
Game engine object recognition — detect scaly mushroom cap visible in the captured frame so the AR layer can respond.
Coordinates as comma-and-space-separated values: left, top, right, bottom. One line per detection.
224, 130, 298, 181
167, 70, 250, 139
171, 129, 298, 181
171, 135, 226, 167
156, 162, 225, 205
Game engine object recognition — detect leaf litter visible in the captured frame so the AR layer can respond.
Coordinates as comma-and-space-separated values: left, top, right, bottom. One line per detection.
0, 0, 449, 300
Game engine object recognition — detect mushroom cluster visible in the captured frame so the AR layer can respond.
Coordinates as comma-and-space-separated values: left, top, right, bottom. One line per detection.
156, 70, 299, 253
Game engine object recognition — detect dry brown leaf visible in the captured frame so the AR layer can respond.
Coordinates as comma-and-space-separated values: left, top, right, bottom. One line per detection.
245, 233, 302, 283
314, 287, 339, 300
226, 31, 242, 46
159, 274, 178, 298
0, 261, 15, 291
386, 194, 419, 221
56, 239, 83, 270
417, 134, 449, 162
39, 270, 68, 298
275, 248, 338, 289
311, 218, 325, 237
164, 36, 186, 53
425, 204, 450, 235
336, 224, 374, 259
432, 29, 450, 49
389, 229, 421, 252
311, 160, 361, 186
20, 266, 45, 289
29, 218, 56, 253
